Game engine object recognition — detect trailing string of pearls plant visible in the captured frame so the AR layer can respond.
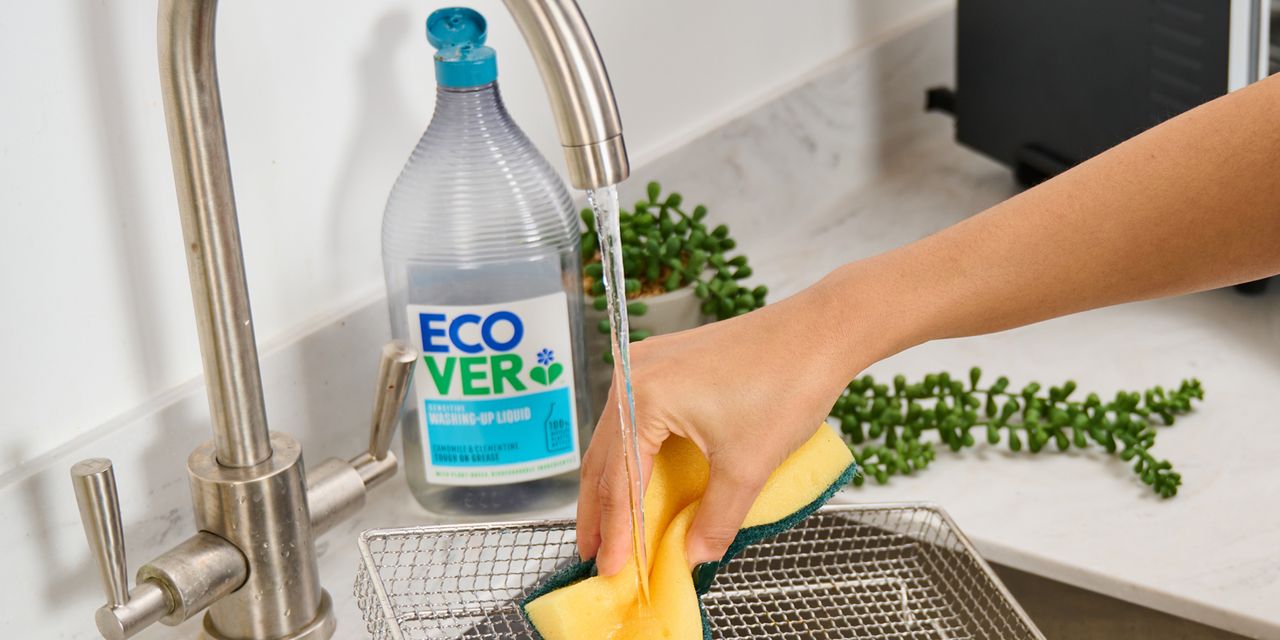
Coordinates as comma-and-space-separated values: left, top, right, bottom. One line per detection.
828, 369, 1203, 498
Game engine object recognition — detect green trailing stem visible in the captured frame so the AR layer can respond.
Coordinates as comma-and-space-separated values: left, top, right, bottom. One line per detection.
829, 368, 1203, 498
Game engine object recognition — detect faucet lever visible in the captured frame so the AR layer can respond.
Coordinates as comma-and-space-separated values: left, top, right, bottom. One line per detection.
348, 340, 418, 488
71, 459, 174, 640
71, 459, 129, 607
368, 340, 418, 461
306, 340, 419, 537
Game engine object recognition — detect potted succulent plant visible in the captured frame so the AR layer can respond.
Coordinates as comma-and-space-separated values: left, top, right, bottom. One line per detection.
581, 182, 768, 411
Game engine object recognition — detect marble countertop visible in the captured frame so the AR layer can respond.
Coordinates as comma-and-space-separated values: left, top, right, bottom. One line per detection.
227, 128, 1280, 640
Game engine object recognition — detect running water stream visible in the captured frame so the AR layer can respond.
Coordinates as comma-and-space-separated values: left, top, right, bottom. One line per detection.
585, 185, 650, 605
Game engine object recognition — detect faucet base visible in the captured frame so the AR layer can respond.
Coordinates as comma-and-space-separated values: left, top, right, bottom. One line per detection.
200, 591, 335, 640
189, 433, 326, 639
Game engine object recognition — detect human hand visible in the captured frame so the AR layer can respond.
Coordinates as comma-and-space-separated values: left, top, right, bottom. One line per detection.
575, 280, 871, 575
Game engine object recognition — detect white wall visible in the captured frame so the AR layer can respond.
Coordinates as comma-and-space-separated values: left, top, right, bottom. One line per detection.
0, 0, 947, 476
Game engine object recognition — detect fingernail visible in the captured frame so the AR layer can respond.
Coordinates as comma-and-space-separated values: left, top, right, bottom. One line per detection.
692, 561, 720, 595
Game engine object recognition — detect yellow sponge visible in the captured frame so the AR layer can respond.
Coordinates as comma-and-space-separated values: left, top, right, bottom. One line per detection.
522, 426, 855, 640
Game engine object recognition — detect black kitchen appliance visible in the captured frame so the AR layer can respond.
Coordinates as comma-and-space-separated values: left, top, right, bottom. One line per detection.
928, 0, 1276, 292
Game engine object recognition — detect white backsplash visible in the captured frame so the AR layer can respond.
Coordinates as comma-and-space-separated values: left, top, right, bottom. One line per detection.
3, 10, 957, 637
620, 10, 956, 259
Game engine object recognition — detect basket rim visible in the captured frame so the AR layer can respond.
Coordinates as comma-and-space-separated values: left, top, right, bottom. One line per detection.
357, 501, 942, 541
353, 500, 1044, 640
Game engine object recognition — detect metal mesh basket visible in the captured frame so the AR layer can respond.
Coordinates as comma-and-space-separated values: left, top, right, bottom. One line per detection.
355, 503, 1043, 639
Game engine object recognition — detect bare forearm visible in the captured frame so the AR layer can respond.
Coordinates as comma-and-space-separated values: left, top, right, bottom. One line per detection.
580, 72, 1279, 572
820, 72, 1280, 371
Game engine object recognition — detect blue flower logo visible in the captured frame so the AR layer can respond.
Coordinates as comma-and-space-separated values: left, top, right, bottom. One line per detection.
530, 348, 563, 386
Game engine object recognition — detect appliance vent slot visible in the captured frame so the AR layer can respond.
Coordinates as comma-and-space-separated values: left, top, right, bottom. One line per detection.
1148, 0, 1212, 119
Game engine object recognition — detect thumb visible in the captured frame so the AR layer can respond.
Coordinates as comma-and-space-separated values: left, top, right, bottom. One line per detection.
685, 458, 768, 567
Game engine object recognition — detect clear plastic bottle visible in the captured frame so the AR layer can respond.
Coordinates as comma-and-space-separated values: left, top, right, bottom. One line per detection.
381, 7, 590, 518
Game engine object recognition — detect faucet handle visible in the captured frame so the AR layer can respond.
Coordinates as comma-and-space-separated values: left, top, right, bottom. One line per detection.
71, 459, 172, 639
339, 340, 417, 491
307, 340, 418, 536
71, 458, 130, 607
307, 340, 419, 536
367, 340, 418, 460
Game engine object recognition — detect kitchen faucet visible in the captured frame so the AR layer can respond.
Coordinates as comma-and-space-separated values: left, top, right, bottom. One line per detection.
68, 0, 629, 638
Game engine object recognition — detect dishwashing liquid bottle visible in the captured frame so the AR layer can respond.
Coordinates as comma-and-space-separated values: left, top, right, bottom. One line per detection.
381, 7, 591, 518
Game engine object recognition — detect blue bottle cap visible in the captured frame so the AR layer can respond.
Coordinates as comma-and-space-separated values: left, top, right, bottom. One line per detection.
426, 7, 497, 88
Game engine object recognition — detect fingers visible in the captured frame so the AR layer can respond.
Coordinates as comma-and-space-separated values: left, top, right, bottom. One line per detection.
685, 456, 769, 567
575, 444, 605, 562
576, 402, 619, 562
593, 438, 640, 576
577, 356, 669, 575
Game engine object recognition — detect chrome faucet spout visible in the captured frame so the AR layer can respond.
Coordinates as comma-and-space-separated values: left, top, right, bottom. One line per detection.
502, 0, 630, 189
158, 0, 271, 469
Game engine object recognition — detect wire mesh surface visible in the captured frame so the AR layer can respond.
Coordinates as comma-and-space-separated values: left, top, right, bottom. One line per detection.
355, 503, 1043, 639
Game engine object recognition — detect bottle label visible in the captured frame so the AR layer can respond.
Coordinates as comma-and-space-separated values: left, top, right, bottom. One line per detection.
406, 292, 580, 486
